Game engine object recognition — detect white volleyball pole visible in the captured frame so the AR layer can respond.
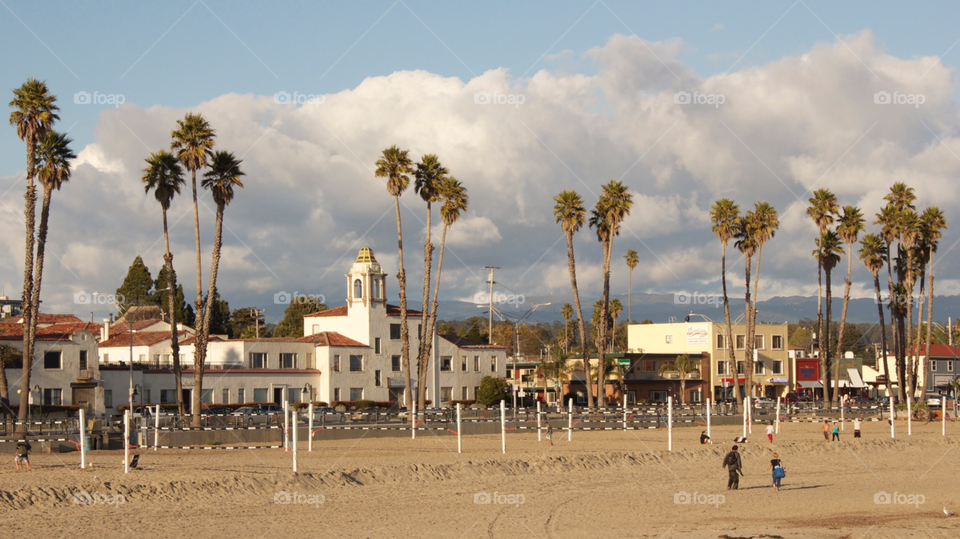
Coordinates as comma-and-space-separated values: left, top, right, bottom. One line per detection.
154, 405, 160, 451
567, 398, 573, 442
667, 396, 673, 452
706, 398, 712, 438
123, 410, 130, 474
292, 408, 298, 473
775, 398, 781, 435
456, 403, 462, 453
500, 400, 506, 454
412, 398, 417, 440
841, 396, 845, 430
943, 398, 947, 437
890, 396, 895, 439
79, 408, 86, 469
283, 400, 289, 450
747, 396, 752, 434
742, 399, 747, 439
907, 395, 913, 436
622, 394, 627, 431
308, 402, 314, 452
536, 400, 542, 442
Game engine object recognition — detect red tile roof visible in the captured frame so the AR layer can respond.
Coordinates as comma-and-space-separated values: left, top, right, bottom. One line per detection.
296, 331, 367, 347
303, 305, 348, 318
100, 331, 189, 348
178, 335, 227, 346
906, 344, 960, 358
109, 319, 167, 332
0, 313, 84, 325
0, 322, 100, 342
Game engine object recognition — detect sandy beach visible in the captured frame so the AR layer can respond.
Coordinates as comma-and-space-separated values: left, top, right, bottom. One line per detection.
2, 420, 959, 538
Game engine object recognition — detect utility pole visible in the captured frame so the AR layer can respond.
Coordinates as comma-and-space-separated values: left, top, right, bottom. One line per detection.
250, 307, 265, 338
484, 266, 499, 344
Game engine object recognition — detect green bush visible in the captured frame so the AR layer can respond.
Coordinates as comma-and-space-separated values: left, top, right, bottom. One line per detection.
476, 377, 510, 406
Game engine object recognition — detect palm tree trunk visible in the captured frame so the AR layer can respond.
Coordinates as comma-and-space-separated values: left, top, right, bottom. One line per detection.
834, 245, 854, 405
597, 237, 614, 406
422, 224, 449, 392
161, 207, 184, 416
22, 184, 52, 429
743, 254, 753, 399
873, 272, 891, 396
190, 168, 203, 320
817, 257, 826, 402
564, 232, 593, 408
885, 245, 904, 400
905, 258, 915, 402
628, 268, 633, 322
825, 266, 834, 402
417, 203, 433, 410
921, 250, 935, 402
18, 130, 37, 430
394, 196, 412, 410
750, 246, 764, 398
914, 266, 926, 398
719, 243, 740, 404
193, 203, 225, 426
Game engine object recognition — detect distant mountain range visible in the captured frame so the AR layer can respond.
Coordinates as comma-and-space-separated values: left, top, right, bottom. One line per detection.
436, 292, 960, 326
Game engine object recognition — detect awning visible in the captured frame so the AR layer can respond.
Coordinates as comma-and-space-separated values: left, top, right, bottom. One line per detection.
846, 368, 867, 389
798, 381, 823, 389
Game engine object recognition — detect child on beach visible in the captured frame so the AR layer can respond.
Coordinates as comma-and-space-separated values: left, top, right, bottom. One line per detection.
768, 452, 785, 491
766, 423, 774, 443
14, 440, 31, 471
822, 420, 830, 442
832, 421, 840, 441
545, 422, 553, 447
700, 431, 712, 444
854, 415, 863, 441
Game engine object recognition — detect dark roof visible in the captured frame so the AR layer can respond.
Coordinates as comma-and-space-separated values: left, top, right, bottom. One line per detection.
296, 331, 367, 347
303, 305, 347, 318
440, 335, 506, 349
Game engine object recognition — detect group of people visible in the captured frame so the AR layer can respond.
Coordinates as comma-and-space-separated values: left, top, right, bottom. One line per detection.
821, 415, 864, 442
721, 445, 785, 491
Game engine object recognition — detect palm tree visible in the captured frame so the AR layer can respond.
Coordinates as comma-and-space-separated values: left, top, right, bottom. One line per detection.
422, 176, 467, 409
535, 354, 571, 407
876, 203, 904, 399
834, 205, 864, 404
624, 250, 639, 321
609, 298, 623, 352
735, 213, 757, 397
899, 209, 921, 398
883, 183, 917, 399
8, 79, 59, 427
376, 145, 414, 409
560, 303, 573, 354
814, 231, 843, 400
591, 356, 625, 405
919, 207, 947, 401
589, 181, 633, 407
747, 201, 778, 397
142, 150, 186, 415
710, 198, 741, 403
659, 354, 700, 405
194, 151, 244, 424
554, 190, 593, 407
807, 189, 839, 398
860, 234, 891, 395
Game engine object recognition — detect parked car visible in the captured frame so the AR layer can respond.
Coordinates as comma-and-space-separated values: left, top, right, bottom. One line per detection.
351, 407, 380, 422
305, 407, 346, 423
753, 398, 775, 406
926, 394, 954, 407
231, 405, 283, 425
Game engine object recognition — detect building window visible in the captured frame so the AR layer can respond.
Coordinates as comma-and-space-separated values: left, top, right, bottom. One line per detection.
735, 335, 746, 350
773, 360, 783, 375
754, 361, 764, 375
932, 361, 938, 372
650, 390, 667, 402
716, 334, 725, 349
462, 387, 468, 400
440, 387, 452, 403
373, 278, 382, 299
222, 389, 229, 403
349, 355, 363, 372
104, 390, 113, 408
754, 335, 765, 350
333, 388, 341, 402
390, 324, 401, 340
253, 388, 268, 402
949, 362, 955, 373
139, 354, 146, 364
143, 389, 151, 403
461, 356, 467, 371
474, 386, 480, 399
43, 388, 62, 406
44, 351, 62, 370
250, 352, 267, 369
689, 389, 702, 403
354, 279, 363, 299
350, 388, 363, 401
160, 390, 176, 404
375, 338, 382, 354
333, 355, 341, 372
79, 350, 88, 369
375, 370, 382, 387
717, 361, 727, 375
665, 335, 673, 344
280, 353, 297, 369
287, 388, 299, 404
238, 388, 245, 403
474, 356, 480, 371
103, 353, 109, 363
391, 355, 401, 372
491, 357, 497, 372
642, 360, 655, 372
441, 356, 452, 372
772, 335, 784, 350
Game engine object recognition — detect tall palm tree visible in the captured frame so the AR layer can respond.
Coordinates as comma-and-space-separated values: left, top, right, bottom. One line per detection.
422, 177, 467, 409
589, 181, 633, 407
624, 250, 639, 322
834, 205, 864, 404
609, 298, 623, 352
376, 145, 414, 409
735, 213, 757, 397
747, 201, 778, 397
860, 234, 890, 395
876, 203, 904, 399
413, 154, 448, 409
560, 303, 573, 354
196, 151, 244, 424
142, 150, 186, 415
8, 79, 59, 426
710, 198, 741, 403
554, 190, 593, 407
899, 209, 921, 398
814, 231, 843, 400
883, 183, 917, 399
919, 207, 947, 401
659, 354, 700, 405
807, 189, 839, 398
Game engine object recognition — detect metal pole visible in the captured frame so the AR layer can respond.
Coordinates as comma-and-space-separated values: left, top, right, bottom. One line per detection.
456, 403, 462, 453
667, 396, 673, 452
536, 400, 542, 442
622, 393, 627, 431
943, 397, 947, 437
706, 398, 711, 438
747, 396, 752, 434
841, 396, 845, 430
79, 408, 86, 469
412, 398, 417, 440
283, 399, 289, 450
123, 410, 130, 474
907, 395, 912, 436
308, 402, 313, 452
775, 397, 780, 435
567, 398, 572, 442
742, 397, 747, 439
890, 396, 895, 439
292, 408, 298, 473
500, 400, 506, 454
154, 404, 160, 451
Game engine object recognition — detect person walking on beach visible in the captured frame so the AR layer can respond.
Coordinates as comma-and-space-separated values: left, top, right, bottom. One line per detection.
821, 420, 831, 442
722, 445, 743, 490
768, 452, 785, 491
545, 421, 553, 447
831, 421, 840, 442
14, 440, 31, 471
853, 414, 863, 441
766, 422, 775, 443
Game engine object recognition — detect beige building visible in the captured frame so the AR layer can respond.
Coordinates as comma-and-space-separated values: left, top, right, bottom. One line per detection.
627, 320, 791, 400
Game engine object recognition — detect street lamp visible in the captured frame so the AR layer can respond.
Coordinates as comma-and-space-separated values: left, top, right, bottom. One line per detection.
478, 302, 552, 412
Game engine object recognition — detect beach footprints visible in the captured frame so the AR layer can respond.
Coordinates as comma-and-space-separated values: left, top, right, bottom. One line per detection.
273, 490, 324, 508
73, 490, 125, 507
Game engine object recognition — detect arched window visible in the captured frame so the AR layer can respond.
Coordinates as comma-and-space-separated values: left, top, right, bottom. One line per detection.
373, 278, 382, 299
354, 279, 363, 299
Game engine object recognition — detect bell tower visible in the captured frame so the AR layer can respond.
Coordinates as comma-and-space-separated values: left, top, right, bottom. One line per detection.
346, 247, 387, 311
